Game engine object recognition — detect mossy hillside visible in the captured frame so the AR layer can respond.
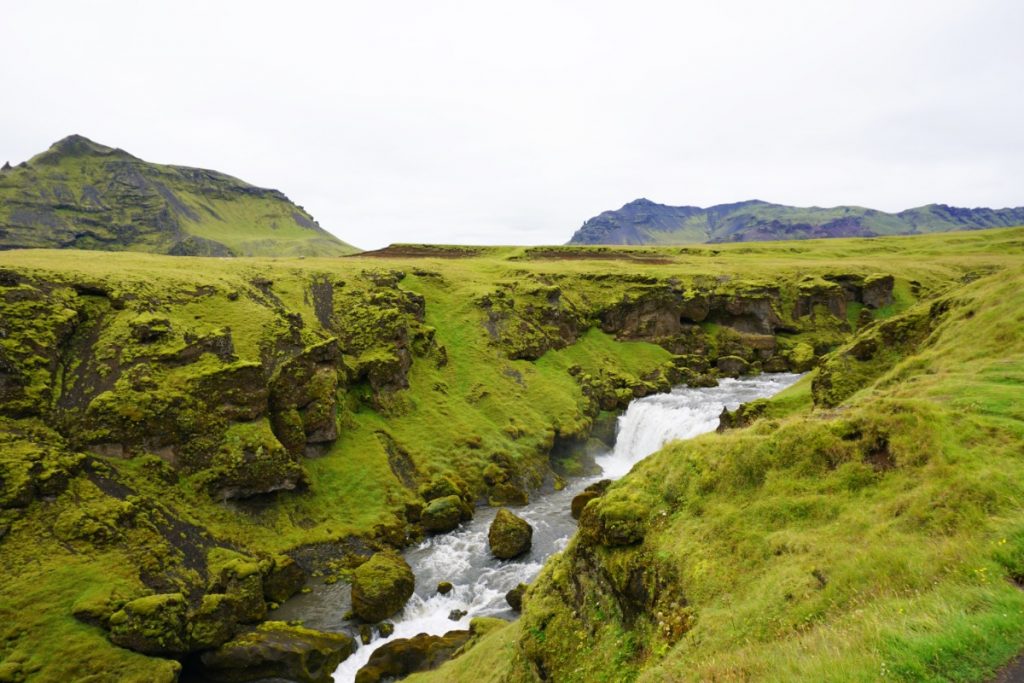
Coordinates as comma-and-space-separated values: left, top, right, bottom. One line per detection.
0, 135, 358, 257
0, 228, 1020, 680
420, 263, 1024, 682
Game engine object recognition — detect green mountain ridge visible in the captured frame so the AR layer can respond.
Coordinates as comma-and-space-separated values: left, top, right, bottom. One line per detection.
0, 135, 358, 257
568, 197, 1024, 245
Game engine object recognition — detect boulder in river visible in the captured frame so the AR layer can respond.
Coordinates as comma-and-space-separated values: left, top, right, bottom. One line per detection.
351, 552, 415, 622
505, 583, 527, 612
488, 508, 533, 559
436, 581, 453, 595
354, 629, 472, 683
199, 621, 355, 683
421, 494, 472, 532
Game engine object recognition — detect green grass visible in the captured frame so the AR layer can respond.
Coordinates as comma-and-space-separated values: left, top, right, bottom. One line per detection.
420, 260, 1024, 682
0, 227, 1022, 680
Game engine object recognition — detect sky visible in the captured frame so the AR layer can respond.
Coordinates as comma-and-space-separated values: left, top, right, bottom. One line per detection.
2, 1, 1023, 250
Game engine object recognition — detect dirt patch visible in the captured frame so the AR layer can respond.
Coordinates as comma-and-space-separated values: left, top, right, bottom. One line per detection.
357, 245, 484, 259
520, 248, 673, 264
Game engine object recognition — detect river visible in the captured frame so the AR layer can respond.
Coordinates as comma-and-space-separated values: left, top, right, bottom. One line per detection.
273, 373, 801, 681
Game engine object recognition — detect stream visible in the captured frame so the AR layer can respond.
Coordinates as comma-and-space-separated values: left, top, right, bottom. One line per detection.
274, 373, 801, 681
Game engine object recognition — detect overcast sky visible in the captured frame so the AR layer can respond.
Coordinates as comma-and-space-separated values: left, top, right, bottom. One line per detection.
2, 1, 1022, 249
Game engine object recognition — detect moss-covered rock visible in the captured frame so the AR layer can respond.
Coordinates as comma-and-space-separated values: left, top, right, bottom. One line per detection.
488, 508, 533, 559
506, 583, 528, 612
263, 555, 306, 604
421, 494, 471, 533
716, 355, 749, 378
354, 629, 472, 683
198, 621, 355, 683
189, 593, 241, 650
108, 592, 189, 656
579, 497, 648, 547
207, 551, 269, 624
350, 552, 415, 622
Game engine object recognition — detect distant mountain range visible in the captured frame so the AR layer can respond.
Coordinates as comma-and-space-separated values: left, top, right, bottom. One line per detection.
0, 135, 358, 256
567, 198, 1024, 245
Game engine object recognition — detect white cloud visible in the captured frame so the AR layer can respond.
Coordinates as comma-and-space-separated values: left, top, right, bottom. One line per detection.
2, 0, 1022, 248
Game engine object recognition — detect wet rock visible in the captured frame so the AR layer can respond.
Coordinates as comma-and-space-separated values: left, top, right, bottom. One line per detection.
199, 621, 355, 683
436, 581, 453, 595
263, 555, 306, 604
359, 624, 374, 645
716, 355, 749, 378
354, 629, 471, 683
506, 583, 527, 612
351, 552, 415, 622
377, 622, 394, 638
448, 609, 467, 621
421, 494, 471, 533
488, 508, 533, 559
108, 593, 189, 656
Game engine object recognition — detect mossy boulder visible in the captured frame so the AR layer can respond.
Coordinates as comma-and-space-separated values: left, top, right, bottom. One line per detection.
189, 593, 241, 650
579, 498, 648, 547
263, 555, 306, 604
436, 581, 453, 595
716, 355, 749, 378
108, 592, 189, 656
488, 508, 533, 559
506, 583, 527, 612
199, 621, 355, 683
207, 552, 269, 624
351, 552, 415, 622
571, 479, 611, 520
355, 629, 472, 683
421, 494, 471, 533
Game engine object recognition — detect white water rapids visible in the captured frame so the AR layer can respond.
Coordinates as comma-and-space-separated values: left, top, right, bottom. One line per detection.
272, 373, 802, 681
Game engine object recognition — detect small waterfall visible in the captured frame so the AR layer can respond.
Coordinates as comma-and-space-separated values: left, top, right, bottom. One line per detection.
328, 372, 802, 681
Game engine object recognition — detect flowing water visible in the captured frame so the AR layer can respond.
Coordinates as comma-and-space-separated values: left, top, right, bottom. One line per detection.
308, 373, 802, 681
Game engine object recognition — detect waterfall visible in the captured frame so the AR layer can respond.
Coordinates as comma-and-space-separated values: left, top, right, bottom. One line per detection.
325, 372, 802, 681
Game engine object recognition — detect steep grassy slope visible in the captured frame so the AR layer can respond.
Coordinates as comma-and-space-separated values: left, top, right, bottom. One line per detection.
0, 228, 1020, 681
418, 234, 1024, 682
0, 135, 357, 257
569, 197, 1024, 246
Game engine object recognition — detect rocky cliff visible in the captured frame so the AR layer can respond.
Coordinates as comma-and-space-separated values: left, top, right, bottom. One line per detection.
0, 135, 358, 256
568, 197, 1024, 245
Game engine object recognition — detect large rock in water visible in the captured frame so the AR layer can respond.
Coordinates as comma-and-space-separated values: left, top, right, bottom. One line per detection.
198, 621, 355, 683
420, 494, 471, 533
355, 629, 472, 683
351, 552, 415, 622
488, 508, 533, 559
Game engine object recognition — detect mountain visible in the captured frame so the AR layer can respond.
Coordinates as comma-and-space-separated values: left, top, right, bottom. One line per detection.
568, 197, 1024, 245
0, 135, 358, 256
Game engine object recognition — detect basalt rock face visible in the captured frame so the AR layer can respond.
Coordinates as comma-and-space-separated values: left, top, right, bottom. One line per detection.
568, 197, 1024, 245
0, 135, 358, 256
479, 270, 895, 380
